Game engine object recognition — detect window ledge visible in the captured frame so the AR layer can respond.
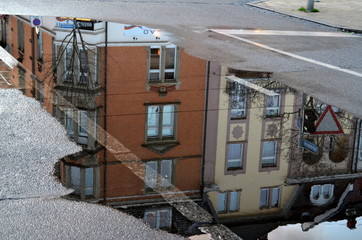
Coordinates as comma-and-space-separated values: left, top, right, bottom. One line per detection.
148, 80, 178, 85
142, 141, 180, 155
225, 168, 245, 176
230, 117, 247, 120
261, 164, 277, 168
145, 186, 176, 193
264, 114, 282, 119
260, 165, 278, 172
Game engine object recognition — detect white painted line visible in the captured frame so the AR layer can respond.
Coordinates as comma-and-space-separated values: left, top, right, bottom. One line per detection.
210, 29, 362, 78
226, 76, 279, 96
210, 29, 360, 37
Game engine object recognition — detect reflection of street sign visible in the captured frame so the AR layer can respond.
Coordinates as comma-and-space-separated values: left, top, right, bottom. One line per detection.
55, 17, 74, 29
124, 25, 157, 36
76, 20, 94, 30
302, 139, 319, 154
313, 105, 344, 135
30, 16, 43, 28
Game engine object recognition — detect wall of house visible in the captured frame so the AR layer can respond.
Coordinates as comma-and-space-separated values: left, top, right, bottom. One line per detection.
7, 16, 54, 113
206, 66, 298, 218
102, 46, 206, 203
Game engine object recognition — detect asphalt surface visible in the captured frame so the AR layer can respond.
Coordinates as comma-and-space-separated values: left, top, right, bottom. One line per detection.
0, 0, 361, 117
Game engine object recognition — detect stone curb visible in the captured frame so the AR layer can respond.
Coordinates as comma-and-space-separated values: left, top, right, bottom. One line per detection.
247, 0, 362, 34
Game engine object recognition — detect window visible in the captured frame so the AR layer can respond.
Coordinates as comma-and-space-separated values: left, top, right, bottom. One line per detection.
36, 30, 43, 61
0, 18, 7, 48
145, 160, 173, 190
79, 49, 89, 84
78, 110, 89, 145
62, 108, 97, 145
260, 187, 280, 209
265, 92, 280, 116
70, 166, 80, 195
64, 46, 75, 82
18, 67, 26, 94
316, 100, 339, 114
358, 125, 362, 161
146, 104, 176, 141
310, 184, 334, 205
69, 166, 94, 196
261, 141, 277, 167
230, 82, 246, 119
226, 143, 243, 170
217, 191, 240, 213
17, 20, 24, 52
148, 45, 177, 83
144, 208, 172, 229
312, 185, 320, 200
61, 46, 95, 84
64, 108, 74, 138
36, 80, 44, 105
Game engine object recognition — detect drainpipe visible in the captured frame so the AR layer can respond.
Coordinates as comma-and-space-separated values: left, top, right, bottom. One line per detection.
201, 61, 211, 202
352, 119, 361, 173
103, 21, 108, 204
31, 27, 36, 97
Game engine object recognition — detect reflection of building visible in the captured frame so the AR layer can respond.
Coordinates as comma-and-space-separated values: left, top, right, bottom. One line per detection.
3, 15, 206, 235
228, 178, 362, 240
204, 64, 299, 225
287, 96, 356, 180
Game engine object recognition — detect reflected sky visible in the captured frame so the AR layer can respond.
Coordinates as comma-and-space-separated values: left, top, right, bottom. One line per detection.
270, 217, 362, 240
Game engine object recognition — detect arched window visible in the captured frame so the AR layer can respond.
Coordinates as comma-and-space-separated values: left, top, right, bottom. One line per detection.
310, 184, 334, 205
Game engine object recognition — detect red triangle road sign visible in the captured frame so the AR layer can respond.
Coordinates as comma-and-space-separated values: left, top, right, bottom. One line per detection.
312, 105, 344, 135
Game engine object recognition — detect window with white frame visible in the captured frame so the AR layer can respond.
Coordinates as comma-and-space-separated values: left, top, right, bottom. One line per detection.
260, 187, 280, 209
218, 191, 240, 213
36, 30, 43, 61
17, 20, 24, 52
146, 104, 176, 141
230, 82, 247, 119
310, 184, 334, 205
226, 143, 243, 170
265, 91, 280, 116
148, 45, 177, 83
144, 208, 172, 229
70, 166, 94, 197
145, 160, 173, 190
261, 141, 277, 167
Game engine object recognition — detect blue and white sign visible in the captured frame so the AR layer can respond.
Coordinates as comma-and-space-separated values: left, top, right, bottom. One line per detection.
30, 16, 43, 28
124, 25, 157, 36
302, 139, 319, 154
55, 17, 75, 29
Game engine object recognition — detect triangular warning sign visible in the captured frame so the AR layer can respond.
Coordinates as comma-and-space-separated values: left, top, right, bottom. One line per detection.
312, 105, 344, 135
